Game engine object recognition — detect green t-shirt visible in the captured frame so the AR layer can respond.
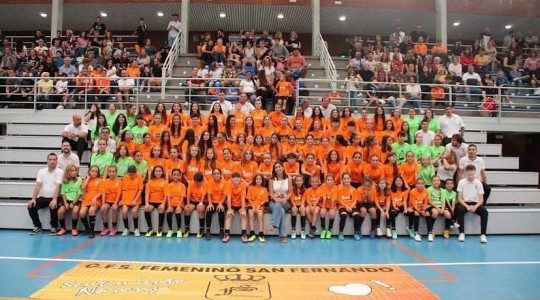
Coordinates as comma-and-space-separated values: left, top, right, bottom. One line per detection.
60, 177, 83, 202
411, 144, 430, 162
131, 125, 149, 144
428, 119, 441, 133
91, 152, 114, 175
114, 156, 135, 177
391, 142, 411, 163
105, 112, 119, 128
429, 145, 445, 160
134, 160, 148, 177
126, 114, 136, 129
91, 125, 111, 141
404, 116, 421, 140
427, 186, 443, 208
418, 164, 435, 186
442, 189, 457, 203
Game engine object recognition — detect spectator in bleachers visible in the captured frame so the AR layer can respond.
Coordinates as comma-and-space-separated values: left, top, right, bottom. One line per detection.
461, 65, 483, 102
186, 67, 207, 103
133, 18, 148, 50
271, 38, 289, 62
285, 31, 302, 53
73, 68, 93, 104
27, 153, 63, 235
473, 48, 490, 74
117, 69, 135, 109
241, 40, 256, 70
399, 35, 413, 55
89, 16, 107, 36
403, 76, 422, 113
75, 32, 89, 57
348, 51, 363, 73
459, 47, 474, 74
136, 49, 151, 69
62, 113, 88, 160
410, 25, 428, 43
288, 47, 307, 78
319, 96, 337, 119
167, 13, 181, 47
212, 90, 233, 116
34, 39, 48, 57
1, 47, 18, 70
524, 30, 538, 50
36, 72, 54, 108
143, 39, 157, 58
3, 70, 21, 106
532, 60, 540, 89
54, 73, 70, 108
239, 71, 257, 101
240, 29, 255, 48
256, 30, 272, 48
58, 56, 77, 78
58, 140, 80, 170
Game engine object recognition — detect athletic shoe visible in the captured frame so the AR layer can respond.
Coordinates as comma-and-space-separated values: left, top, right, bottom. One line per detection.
145, 230, 154, 237
134, 229, 141, 237
258, 236, 266, 243
428, 233, 434, 242
449, 223, 455, 230
122, 229, 129, 237
49, 228, 58, 236
308, 228, 314, 238
414, 233, 422, 242
391, 230, 397, 240
443, 230, 450, 239
320, 229, 326, 239
177, 231, 182, 238
30, 227, 43, 235
338, 233, 345, 241
300, 231, 306, 239
241, 234, 248, 243
89, 230, 95, 238
156, 231, 163, 238
325, 230, 332, 239
280, 236, 287, 243
376, 228, 383, 237
222, 233, 230, 243
109, 228, 117, 236
220, 230, 225, 239
248, 235, 256, 242
458, 233, 465, 242
183, 230, 190, 238
291, 230, 297, 239
480, 234, 488, 244
57, 228, 66, 236
353, 232, 361, 241
71, 229, 79, 236
386, 228, 392, 238
205, 231, 211, 240
369, 229, 376, 239
100, 228, 109, 236
196, 232, 203, 239
407, 228, 415, 238
453, 222, 460, 229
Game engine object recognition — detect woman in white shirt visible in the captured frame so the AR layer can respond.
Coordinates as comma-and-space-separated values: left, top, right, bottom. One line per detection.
240, 71, 258, 101
268, 162, 292, 243
404, 75, 422, 111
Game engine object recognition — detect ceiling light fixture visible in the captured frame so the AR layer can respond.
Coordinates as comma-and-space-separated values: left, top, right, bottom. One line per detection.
40, 13, 47, 17
335, 1, 342, 4
339, 16, 346, 21
100, 12, 107, 17
453, 22, 460, 26
157, 12, 164, 17
219, 12, 226, 18
277, 13, 284, 19
505, 25, 512, 29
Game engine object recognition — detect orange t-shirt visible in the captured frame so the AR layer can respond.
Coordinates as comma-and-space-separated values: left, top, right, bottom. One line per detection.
138, 142, 156, 160
275, 80, 293, 97
165, 159, 184, 176
183, 159, 203, 181
375, 191, 391, 208
207, 179, 229, 204
363, 164, 383, 182
148, 124, 167, 144
282, 142, 300, 157
166, 181, 186, 207
251, 109, 267, 129
323, 161, 344, 184
408, 188, 429, 211
118, 141, 138, 157
340, 117, 356, 132
346, 161, 364, 184
258, 126, 275, 141
301, 163, 322, 178
356, 186, 377, 205
146, 178, 167, 203
303, 187, 322, 207
187, 180, 207, 203
337, 185, 357, 208
247, 185, 269, 208
268, 111, 286, 128
100, 178, 122, 204
390, 117, 403, 133
82, 177, 102, 206
218, 160, 241, 181
252, 144, 268, 163
391, 189, 409, 208
320, 183, 338, 209
383, 163, 398, 182
229, 181, 247, 208
121, 173, 143, 205
399, 162, 418, 187
241, 161, 259, 183
290, 188, 305, 206
284, 162, 300, 176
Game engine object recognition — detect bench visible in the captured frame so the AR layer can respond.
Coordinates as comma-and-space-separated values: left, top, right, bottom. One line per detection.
0, 164, 88, 179
0, 149, 90, 163
6, 124, 65, 136
0, 136, 63, 148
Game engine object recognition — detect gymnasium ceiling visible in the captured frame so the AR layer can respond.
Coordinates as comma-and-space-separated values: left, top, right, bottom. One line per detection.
0, 0, 538, 41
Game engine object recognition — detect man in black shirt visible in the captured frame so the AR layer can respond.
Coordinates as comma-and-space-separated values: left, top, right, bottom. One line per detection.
89, 16, 107, 36
410, 25, 428, 43
358, 63, 374, 82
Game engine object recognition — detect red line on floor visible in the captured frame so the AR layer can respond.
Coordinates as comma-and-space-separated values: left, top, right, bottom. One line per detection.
27, 238, 98, 278
390, 240, 458, 282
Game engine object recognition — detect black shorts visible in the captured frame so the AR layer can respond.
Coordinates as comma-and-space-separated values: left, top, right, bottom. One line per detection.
229, 206, 242, 212
148, 202, 163, 209
357, 202, 374, 210
339, 208, 359, 216
391, 206, 405, 214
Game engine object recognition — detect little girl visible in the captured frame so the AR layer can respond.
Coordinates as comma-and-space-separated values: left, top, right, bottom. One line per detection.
319, 175, 338, 239
57, 164, 82, 236
165, 168, 186, 238
247, 174, 269, 242
374, 178, 392, 238
120, 165, 143, 236
356, 177, 377, 239
407, 178, 431, 242
418, 155, 436, 187
80, 165, 102, 238
100, 166, 122, 236
289, 176, 306, 239
389, 176, 409, 240
144, 166, 168, 237
303, 175, 322, 238
337, 173, 361, 241
426, 175, 448, 242
442, 179, 458, 238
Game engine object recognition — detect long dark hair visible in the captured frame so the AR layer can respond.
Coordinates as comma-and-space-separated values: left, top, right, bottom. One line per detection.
206, 114, 219, 137
271, 162, 288, 180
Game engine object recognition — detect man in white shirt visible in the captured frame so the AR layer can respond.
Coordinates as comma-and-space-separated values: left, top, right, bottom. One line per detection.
458, 144, 491, 203
91, 127, 117, 153
167, 13, 182, 47
27, 153, 63, 235
61, 113, 88, 160
456, 164, 489, 243
58, 140, 80, 170
438, 105, 465, 145
238, 93, 255, 115
212, 90, 233, 116
445, 133, 468, 160
117, 70, 135, 108
461, 66, 483, 102
415, 120, 435, 146
319, 96, 337, 119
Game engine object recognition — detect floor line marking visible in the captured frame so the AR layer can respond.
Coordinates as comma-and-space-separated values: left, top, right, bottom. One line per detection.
2, 256, 540, 267
26, 237, 99, 278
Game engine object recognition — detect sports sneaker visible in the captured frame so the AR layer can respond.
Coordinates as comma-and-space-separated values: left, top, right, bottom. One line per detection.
156, 231, 163, 238
291, 230, 297, 239
454, 222, 460, 229
458, 233, 465, 242
71, 229, 79, 236
122, 229, 129, 237
325, 230, 332, 239
369, 229, 376, 239
134, 229, 141, 237
183, 230, 190, 238
258, 236, 266, 243
414, 233, 422, 242
386, 228, 392, 238
89, 230, 95, 238
353, 232, 361, 241
480, 234, 488, 244
241, 234, 248, 243
248, 235, 256, 242
449, 223, 455, 230
145, 230, 154, 237
280, 236, 287, 243
338, 233, 345, 241
222, 233, 230, 243
407, 228, 415, 238
30, 227, 43, 235
109, 228, 117, 236
49, 228, 58, 236
205, 231, 211, 240
100, 228, 109, 236
300, 231, 306, 239
320, 229, 327, 239
177, 231, 182, 238
428, 233, 434, 242
376, 228, 383, 237
308, 228, 314, 238
443, 230, 450, 239
57, 228, 66, 236
391, 230, 397, 240
196, 232, 203, 239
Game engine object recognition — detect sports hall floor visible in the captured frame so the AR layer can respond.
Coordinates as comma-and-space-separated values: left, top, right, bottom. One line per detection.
0, 230, 539, 299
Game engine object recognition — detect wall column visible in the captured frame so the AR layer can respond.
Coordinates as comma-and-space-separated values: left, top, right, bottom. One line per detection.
435, 0, 447, 45
50, 0, 63, 43
180, 0, 190, 54
312, 0, 320, 56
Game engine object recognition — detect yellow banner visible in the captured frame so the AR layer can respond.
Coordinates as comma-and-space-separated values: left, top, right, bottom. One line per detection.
31, 262, 439, 299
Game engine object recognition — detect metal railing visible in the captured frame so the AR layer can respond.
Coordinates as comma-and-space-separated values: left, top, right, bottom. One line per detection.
314, 33, 338, 93
161, 32, 183, 100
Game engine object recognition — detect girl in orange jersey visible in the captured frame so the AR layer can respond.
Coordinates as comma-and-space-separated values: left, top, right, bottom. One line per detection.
337, 173, 361, 241
167, 102, 187, 126
257, 152, 274, 182
362, 135, 382, 164
209, 102, 226, 131
283, 153, 301, 177
244, 116, 256, 137
281, 135, 300, 160
218, 148, 241, 181
399, 151, 418, 188
310, 106, 328, 131
319, 174, 338, 239
301, 153, 322, 185
165, 168, 186, 238
100, 166, 122, 236
187, 102, 206, 127
118, 130, 137, 157
230, 133, 245, 161
390, 108, 403, 133
202, 148, 218, 182
183, 145, 203, 182
303, 175, 322, 238
340, 108, 355, 132
159, 131, 172, 159
259, 116, 275, 142
165, 147, 183, 180
225, 115, 240, 143
247, 174, 269, 242
374, 178, 392, 238
230, 102, 247, 130
241, 149, 258, 184
252, 135, 268, 164
383, 152, 399, 182
222, 172, 249, 243
308, 119, 324, 144
268, 133, 282, 162
148, 114, 167, 144
154, 102, 168, 126
251, 98, 267, 130
144, 166, 168, 237
179, 128, 196, 161
146, 145, 166, 179
120, 165, 144, 237
268, 103, 285, 128
363, 154, 384, 183
356, 176, 377, 239
407, 178, 431, 242
289, 176, 307, 239
197, 131, 213, 157
276, 116, 293, 143
373, 105, 386, 132
291, 119, 306, 145
344, 133, 362, 164
138, 133, 156, 160
389, 175, 409, 240
300, 134, 317, 162
316, 137, 331, 165
80, 165, 102, 238
382, 120, 397, 142
206, 115, 219, 139
168, 114, 184, 147
275, 73, 293, 113
184, 172, 207, 238
346, 151, 364, 188
205, 168, 228, 240
290, 106, 311, 131
380, 135, 394, 163
323, 150, 344, 184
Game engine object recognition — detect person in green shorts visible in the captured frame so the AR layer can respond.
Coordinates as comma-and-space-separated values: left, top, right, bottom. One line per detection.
113, 145, 134, 177
91, 138, 114, 177
442, 178, 458, 238
427, 176, 453, 241
57, 164, 83, 236
131, 115, 149, 144
391, 131, 411, 163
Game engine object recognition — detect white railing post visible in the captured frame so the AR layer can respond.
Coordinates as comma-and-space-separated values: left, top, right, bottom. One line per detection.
162, 32, 183, 101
